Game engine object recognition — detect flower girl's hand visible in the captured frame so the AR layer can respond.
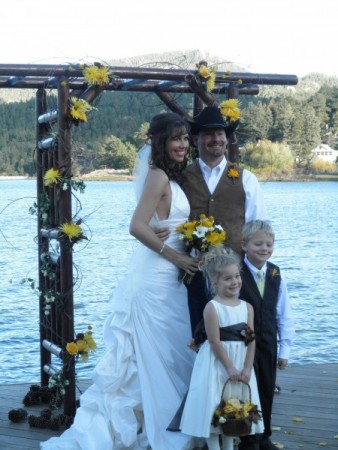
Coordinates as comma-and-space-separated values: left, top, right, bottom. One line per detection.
240, 368, 251, 384
227, 367, 241, 381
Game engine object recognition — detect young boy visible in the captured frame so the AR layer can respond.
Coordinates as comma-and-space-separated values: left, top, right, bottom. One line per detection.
239, 220, 294, 450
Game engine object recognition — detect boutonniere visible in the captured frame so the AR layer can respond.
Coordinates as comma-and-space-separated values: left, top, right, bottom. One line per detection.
227, 165, 239, 183
270, 268, 280, 278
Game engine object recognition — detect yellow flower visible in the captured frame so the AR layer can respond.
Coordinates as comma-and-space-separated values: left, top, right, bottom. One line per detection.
59, 221, 83, 241
44, 168, 62, 187
206, 230, 226, 245
202, 220, 213, 228
76, 339, 89, 353
69, 97, 92, 123
226, 397, 241, 409
206, 71, 216, 92
214, 409, 222, 417
96, 67, 110, 85
219, 99, 241, 122
83, 65, 110, 86
198, 64, 211, 79
228, 168, 239, 180
178, 220, 197, 240
66, 342, 79, 356
84, 331, 97, 351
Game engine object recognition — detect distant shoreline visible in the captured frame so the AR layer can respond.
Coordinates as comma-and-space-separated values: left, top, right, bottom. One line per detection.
1, 171, 338, 182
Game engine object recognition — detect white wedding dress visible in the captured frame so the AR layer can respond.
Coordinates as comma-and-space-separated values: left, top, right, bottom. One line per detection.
41, 182, 201, 450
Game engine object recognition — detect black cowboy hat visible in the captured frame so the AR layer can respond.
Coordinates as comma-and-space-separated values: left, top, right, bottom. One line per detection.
190, 106, 239, 137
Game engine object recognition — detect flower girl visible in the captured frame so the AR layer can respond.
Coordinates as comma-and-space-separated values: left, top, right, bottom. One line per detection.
180, 246, 264, 450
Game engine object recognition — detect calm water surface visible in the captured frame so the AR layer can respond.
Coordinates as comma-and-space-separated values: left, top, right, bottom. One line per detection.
0, 180, 337, 383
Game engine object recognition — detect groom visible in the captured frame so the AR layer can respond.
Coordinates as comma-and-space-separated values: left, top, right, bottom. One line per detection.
181, 106, 268, 337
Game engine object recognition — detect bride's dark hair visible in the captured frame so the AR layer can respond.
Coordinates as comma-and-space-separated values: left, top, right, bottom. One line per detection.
147, 113, 190, 183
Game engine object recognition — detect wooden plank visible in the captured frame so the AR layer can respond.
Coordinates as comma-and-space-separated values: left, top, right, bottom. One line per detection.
268, 363, 338, 449
0, 364, 337, 449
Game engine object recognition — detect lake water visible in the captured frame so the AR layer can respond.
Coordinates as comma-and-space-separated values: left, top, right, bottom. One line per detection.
0, 179, 337, 383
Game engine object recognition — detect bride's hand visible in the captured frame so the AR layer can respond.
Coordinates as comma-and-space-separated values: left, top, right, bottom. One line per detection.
175, 254, 199, 274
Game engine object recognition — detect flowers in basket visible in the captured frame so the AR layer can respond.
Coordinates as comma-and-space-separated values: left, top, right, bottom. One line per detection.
66, 326, 97, 362
211, 396, 262, 436
176, 214, 226, 283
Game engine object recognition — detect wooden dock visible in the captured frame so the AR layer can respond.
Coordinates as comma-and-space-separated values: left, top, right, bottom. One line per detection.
0, 363, 337, 449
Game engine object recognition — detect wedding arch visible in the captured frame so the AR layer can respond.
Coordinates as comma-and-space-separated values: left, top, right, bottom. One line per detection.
0, 62, 298, 417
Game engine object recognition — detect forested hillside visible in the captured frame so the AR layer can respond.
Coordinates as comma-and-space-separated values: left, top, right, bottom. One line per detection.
0, 52, 337, 176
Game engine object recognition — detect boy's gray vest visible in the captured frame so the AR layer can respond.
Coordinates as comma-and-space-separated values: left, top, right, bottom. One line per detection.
240, 261, 281, 353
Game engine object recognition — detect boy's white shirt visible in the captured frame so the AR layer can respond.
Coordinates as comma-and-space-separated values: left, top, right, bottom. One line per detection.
243, 255, 295, 360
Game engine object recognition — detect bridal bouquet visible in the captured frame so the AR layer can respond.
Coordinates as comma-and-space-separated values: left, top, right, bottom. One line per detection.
176, 214, 226, 283
177, 214, 226, 253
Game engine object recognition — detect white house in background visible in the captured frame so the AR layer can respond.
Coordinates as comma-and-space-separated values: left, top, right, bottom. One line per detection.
312, 144, 338, 163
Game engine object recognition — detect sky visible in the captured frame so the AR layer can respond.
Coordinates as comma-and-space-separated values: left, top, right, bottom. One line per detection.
1, 0, 337, 78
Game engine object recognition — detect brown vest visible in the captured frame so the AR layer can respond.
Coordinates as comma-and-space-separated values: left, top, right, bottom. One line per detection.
181, 161, 245, 255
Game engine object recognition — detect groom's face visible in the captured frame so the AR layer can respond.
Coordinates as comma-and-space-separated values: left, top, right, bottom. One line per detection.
196, 128, 227, 164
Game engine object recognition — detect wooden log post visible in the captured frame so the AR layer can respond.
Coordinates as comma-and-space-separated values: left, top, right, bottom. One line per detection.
57, 77, 76, 417
155, 91, 191, 120
227, 84, 240, 163
36, 88, 52, 387
184, 73, 218, 107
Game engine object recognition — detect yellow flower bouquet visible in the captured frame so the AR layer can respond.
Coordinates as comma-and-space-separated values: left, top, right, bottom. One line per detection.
211, 380, 262, 437
177, 214, 226, 253
176, 214, 226, 283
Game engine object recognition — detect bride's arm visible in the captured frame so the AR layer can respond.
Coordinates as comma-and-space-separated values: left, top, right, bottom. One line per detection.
129, 169, 198, 275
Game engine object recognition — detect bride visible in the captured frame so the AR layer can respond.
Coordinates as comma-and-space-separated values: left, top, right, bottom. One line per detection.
41, 113, 202, 450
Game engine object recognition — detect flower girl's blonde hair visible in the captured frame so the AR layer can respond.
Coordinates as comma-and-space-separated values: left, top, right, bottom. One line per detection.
199, 246, 241, 295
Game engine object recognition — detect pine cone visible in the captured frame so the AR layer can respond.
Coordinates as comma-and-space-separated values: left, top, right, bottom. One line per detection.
8, 408, 28, 423
23, 391, 41, 406
40, 408, 52, 420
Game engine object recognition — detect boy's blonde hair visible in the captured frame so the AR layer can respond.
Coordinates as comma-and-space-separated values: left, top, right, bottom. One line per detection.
242, 220, 275, 243
199, 246, 241, 295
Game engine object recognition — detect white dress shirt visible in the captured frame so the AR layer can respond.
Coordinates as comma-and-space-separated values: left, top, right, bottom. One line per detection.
244, 256, 295, 360
198, 156, 269, 222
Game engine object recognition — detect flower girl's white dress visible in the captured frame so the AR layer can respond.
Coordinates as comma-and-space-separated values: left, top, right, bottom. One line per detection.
180, 300, 264, 438
41, 182, 201, 450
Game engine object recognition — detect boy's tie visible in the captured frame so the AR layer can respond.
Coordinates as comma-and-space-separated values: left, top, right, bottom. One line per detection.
257, 270, 265, 296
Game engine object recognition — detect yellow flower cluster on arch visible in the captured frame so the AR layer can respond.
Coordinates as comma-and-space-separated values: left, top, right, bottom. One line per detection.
197, 63, 217, 92
82, 65, 111, 86
219, 98, 241, 122
66, 326, 97, 362
69, 97, 92, 123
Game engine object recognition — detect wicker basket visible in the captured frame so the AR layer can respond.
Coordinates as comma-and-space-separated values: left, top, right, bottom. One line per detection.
220, 415, 252, 437
212, 379, 260, 437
